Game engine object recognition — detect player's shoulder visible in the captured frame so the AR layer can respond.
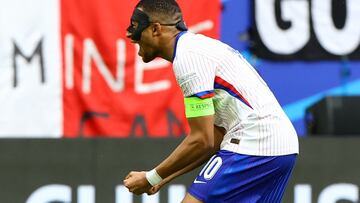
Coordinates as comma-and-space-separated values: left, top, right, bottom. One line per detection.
176, 32, 226, 60
182, 32, 220, 47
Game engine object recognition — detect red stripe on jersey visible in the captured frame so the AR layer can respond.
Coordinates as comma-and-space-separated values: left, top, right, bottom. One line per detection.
214, 76, 253, 109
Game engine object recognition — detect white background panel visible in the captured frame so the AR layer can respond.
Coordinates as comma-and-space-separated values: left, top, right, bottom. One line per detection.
0, 0, 62, 137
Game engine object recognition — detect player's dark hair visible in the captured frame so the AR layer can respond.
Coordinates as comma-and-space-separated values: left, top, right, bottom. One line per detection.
135, 0, 183, 23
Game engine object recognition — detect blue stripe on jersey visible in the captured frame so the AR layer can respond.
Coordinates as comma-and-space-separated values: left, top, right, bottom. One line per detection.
172, 31, 187, 61
192, 90, 215, 99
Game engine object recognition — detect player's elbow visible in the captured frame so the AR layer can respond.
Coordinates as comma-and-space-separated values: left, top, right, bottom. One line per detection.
201, 140, 214, 152
192, 133, 215, 153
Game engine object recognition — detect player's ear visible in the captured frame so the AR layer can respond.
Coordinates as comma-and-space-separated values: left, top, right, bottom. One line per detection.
151, 23, 162, 37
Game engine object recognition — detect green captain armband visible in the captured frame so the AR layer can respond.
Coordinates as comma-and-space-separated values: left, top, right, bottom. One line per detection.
184, 97, 215, 118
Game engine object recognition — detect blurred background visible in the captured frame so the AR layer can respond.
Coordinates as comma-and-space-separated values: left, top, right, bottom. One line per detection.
0, 0, 359, 202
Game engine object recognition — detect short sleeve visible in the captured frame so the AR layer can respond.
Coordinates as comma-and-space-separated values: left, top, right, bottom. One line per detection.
173, 51, 216, 98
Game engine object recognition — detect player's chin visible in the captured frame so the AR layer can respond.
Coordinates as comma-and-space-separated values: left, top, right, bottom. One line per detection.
141, 56, 155, 63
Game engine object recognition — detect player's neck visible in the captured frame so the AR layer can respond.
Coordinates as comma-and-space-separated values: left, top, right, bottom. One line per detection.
158, 31, 180, 63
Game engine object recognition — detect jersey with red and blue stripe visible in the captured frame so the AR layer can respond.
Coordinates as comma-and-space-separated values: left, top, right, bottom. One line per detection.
172, 32, 298, 156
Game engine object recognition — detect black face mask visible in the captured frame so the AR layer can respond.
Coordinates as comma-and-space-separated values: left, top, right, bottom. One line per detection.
127, 9, 150, 41
127, 9, 188, 41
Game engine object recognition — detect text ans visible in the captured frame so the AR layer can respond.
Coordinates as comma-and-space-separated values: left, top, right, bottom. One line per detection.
26, 184, 186, 203
295, 183, 359, 203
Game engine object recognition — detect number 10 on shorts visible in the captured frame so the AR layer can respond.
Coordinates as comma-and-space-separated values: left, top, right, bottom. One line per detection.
199, 155, 223, 180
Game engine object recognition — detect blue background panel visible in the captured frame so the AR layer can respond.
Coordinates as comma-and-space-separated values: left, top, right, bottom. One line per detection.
220, 0, 360, 136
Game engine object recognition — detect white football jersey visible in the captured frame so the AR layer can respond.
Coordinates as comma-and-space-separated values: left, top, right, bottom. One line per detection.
172, 32, 299, 156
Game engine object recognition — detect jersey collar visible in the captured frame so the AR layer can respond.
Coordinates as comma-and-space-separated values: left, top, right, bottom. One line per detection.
172, 31, 187, 61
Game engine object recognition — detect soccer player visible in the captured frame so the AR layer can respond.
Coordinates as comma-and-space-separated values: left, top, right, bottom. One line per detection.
123, 0, 299, 202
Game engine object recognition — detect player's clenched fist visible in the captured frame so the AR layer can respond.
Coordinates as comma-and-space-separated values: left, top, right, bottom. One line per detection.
123, 171, 152, 195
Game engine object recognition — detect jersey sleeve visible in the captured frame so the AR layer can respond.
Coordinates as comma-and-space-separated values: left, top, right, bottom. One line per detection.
173, 51, 216, 98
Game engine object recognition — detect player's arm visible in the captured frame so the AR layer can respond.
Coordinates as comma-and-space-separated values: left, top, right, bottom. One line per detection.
156, 114, 214, 174
124, 96, 217, 195
147, 124, 224, 194
146, 96, 216, 184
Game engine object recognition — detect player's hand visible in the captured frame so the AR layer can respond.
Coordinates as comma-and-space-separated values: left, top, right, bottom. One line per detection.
123, 171, 152, 195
